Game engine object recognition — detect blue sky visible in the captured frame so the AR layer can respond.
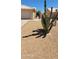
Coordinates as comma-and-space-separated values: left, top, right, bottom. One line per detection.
21, 0, 58, 12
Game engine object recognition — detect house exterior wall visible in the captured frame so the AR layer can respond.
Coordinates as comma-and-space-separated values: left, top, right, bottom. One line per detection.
21, 9, 36, 19
47, 9, 58, 17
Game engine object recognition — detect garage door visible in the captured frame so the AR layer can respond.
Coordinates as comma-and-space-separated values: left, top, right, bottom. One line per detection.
21, 12, 33, 19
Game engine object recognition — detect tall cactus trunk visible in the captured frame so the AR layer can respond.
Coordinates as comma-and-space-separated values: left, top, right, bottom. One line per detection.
44, 0, 46, 17
43, 0, 49, 33
41, 0, 53, 34
50, 7, 53, 19
48, 7, 53, 31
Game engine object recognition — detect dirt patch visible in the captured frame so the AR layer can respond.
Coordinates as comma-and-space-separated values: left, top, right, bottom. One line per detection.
21, 21, 58, 59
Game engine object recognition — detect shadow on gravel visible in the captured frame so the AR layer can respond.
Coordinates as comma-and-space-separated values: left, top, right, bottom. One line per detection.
22, 29, 47, 38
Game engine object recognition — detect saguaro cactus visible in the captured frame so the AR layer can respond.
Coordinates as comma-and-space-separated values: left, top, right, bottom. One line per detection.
41, 0, 50, 34
41, 0, 57, 34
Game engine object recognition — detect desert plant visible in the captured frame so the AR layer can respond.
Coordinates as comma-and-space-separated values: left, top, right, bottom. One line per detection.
41, 6, 55, 34
33, 0, 56, 34
41, 0, 50, 34
36, 11, 41, 19
41, 0, 55, 34
41, 15, 50, 34
41, 4, 58, 34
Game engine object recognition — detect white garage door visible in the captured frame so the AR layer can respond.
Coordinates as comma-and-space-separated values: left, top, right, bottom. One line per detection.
21, 12, 33, 19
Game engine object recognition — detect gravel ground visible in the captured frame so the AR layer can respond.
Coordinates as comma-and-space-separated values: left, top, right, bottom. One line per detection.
21, 20, 58, 59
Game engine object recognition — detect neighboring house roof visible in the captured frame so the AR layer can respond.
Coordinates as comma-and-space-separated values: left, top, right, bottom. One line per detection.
21, 5, 36, 10
47, 8, 58, 12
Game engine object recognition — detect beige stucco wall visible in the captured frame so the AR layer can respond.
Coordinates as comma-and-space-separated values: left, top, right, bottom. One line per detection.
47, 10, 58, 17
21, 9, 36, 19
